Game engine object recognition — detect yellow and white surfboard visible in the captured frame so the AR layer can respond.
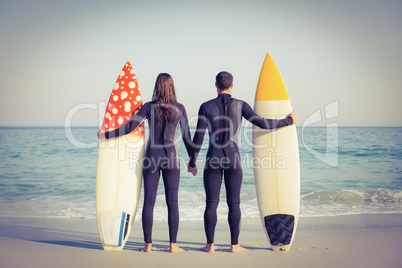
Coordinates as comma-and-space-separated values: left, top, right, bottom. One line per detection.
252, 53, 300, 251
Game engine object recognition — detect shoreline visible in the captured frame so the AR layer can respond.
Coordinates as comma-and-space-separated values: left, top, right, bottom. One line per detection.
1, 214, 402, 267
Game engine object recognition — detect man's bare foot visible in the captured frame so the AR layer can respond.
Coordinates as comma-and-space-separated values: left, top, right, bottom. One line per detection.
200, 243, 214, 253
143, 242, 152, 252
230, 244, 246, 253
170, 243, 184, 253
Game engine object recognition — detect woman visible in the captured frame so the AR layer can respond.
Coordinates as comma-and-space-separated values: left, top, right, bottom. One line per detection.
99, 73, 193, 253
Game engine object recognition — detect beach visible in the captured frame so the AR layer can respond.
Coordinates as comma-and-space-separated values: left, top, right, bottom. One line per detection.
1, 214, 401, 268
1, 127, 401, 267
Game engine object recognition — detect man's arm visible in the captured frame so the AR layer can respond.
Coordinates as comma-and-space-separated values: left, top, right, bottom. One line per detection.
188, 105, 208, 168
242, 101, 295, 129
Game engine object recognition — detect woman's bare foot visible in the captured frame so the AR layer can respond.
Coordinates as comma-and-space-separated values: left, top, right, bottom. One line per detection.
200, 243, 214, 253
143, 242, 152, 252
170, 243, 184, 253
230, 244, 246, 253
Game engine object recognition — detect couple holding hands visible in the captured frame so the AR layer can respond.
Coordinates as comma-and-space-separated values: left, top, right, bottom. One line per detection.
98, 71, 297, 253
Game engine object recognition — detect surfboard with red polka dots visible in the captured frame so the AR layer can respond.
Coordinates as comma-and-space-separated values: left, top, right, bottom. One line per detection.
96, 61, 145, 251
101, 61, 144, 134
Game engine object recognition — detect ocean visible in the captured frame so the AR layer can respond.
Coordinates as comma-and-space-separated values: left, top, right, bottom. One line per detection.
0, 126, 401, 220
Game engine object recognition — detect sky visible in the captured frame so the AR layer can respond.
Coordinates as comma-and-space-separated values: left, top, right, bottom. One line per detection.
0, 0, 401, 127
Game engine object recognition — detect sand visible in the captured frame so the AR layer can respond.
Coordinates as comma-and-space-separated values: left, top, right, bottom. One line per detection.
0, 214, 402, 268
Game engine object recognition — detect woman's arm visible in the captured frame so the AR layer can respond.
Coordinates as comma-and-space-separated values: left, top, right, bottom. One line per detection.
178, 104, 193, 157
99, 102, 149, 139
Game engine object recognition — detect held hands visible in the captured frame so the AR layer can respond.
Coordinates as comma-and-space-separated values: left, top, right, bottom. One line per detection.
289, 110, 297, 125
187, 164, 197, 176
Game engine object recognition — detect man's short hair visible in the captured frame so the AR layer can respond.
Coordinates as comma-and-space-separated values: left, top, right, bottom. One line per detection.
216, 71, 233, 90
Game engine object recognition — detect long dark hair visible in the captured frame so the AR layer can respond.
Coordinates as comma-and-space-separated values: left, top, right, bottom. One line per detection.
152, 73, 178, 122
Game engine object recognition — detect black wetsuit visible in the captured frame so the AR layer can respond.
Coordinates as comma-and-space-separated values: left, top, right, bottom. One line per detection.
189, 94, 293, 245
105, 101, 192, 244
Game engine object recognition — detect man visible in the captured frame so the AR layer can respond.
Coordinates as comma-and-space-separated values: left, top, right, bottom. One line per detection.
188, 71, 297, 253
